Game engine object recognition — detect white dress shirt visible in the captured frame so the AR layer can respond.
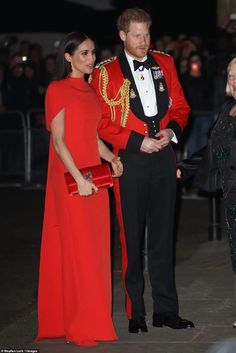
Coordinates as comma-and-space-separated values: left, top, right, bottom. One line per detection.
125, 50, 177, 143
125, 51, 157, 117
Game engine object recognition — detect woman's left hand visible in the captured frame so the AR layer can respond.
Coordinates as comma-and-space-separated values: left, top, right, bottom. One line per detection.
111, 156, 123, 177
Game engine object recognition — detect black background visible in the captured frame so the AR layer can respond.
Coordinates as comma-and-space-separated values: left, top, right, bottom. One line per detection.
0, 0, 217, 45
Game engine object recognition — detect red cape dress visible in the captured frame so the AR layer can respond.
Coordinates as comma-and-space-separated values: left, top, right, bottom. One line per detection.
36, 77, 117, 346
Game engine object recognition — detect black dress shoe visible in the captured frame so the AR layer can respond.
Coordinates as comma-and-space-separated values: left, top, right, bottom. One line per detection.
153, 312, 194, 329
128, 317, 148, 333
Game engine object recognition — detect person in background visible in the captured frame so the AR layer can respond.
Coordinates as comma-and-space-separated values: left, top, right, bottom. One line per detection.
90, 7, 194, 333
98, 45, 114, 62
207, 57, 236, 328
180, 51, 214, 157
0, 63, 8, 112
36, 31, 123, 346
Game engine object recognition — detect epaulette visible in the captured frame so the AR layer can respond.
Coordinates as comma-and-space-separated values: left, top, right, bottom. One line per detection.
149, 49, 170, 57
95, 56, 117, 68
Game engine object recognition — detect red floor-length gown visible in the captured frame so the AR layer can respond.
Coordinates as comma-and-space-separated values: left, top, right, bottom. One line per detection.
36, 77, 117, 346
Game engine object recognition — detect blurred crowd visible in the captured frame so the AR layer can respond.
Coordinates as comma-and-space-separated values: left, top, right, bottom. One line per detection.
0, 37, 57, 114
1, 28, 236, 158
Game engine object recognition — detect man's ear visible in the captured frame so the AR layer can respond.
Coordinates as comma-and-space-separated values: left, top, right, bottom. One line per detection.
119, 30, 126, 42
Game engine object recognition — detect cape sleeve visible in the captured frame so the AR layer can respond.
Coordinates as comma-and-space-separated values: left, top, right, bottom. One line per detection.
45, 81, 66, 131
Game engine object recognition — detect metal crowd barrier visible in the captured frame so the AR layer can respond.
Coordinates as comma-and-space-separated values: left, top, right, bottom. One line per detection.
26, 109, 49, 185
178, 110, 215, 160
173, 109, 222, 240
0, 110, 27, 184
1, 108, 222, 244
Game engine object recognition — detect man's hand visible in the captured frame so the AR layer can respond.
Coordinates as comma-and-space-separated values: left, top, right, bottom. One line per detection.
140, 137, 162, 153
176, 169, 181, 178
155, 128, 174, 149
140, 129, 175, 153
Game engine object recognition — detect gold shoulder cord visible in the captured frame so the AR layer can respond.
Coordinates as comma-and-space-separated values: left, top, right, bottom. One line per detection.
149, 49, 170, 57
99, 66, 131, 127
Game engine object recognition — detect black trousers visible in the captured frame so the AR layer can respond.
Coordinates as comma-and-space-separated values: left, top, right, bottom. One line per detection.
115, 145, 179, 319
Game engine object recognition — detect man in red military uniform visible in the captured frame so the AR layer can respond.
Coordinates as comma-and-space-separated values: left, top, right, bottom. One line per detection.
90, 7, 194, 333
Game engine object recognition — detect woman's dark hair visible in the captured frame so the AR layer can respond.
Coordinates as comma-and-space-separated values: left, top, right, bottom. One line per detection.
55, 32, 91, 80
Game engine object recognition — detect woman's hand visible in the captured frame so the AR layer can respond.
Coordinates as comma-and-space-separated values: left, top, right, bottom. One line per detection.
77, 178, 98, 196
110, 156, 123, 177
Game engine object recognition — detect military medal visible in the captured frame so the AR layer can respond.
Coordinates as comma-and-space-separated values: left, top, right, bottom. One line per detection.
138, 66, 145, 80
152, 67, 163, 80
159, 82, 165, 92
153, 70, 159, 80
130, 88, 136, 99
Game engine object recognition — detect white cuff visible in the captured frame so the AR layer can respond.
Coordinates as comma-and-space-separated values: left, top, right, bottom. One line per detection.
171, 132, 178, 144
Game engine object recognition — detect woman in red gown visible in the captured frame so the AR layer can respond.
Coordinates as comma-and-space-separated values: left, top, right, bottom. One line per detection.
36, 32, 122, 346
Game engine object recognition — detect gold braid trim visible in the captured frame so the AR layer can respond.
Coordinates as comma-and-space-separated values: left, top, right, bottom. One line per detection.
149, 48, 170, 56
99, 66, 130, 127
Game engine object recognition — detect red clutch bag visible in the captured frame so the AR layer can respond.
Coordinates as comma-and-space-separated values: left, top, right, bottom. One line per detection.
64, 162, 113, 195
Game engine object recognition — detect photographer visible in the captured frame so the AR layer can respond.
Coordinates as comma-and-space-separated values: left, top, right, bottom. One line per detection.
180, 51, 214, 157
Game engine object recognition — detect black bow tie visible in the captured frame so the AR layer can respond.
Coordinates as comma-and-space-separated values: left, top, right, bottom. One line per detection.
133, 58, 152, 71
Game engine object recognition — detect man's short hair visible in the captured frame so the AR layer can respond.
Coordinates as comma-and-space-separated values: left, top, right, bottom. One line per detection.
116, 7, 152, 33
